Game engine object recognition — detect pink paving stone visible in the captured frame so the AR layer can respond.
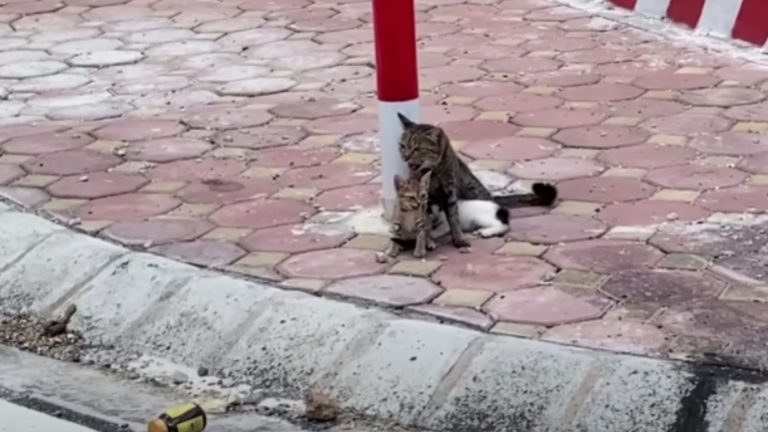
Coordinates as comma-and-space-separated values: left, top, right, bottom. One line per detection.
558, 177, 656, 203
103, 218, 214, 246
177, 178, 279, 205
679, 88, 765, 107
416, 52, 450, 68
475, 93, 562, 112
150, 240, 246, 267
239, 0, 309, 11
526, 5, 588, 21
723, 102, 768, 121
288, 17, 362, 32
430, 3, 498, 16
432, 255, 555, 292
266, 6, 336, 21
315, 184, 380, 211
125, 137, 211, 163
0, 186, 50, 208
441, 120, 520, 141
597, 144, 695, 169
542, 320, 669, 355
94, 118, 186, 141
512, 108, 607, 128
506, 214, 607, 244
277, 163, 377, 190
646, 165, 746, 190
696, 186, 768, 213
182, 104, 274, 130
0, 0, 62, 14
440, 81, 523, 98
690, 133, 768, 156
604, 99, 686, 118
508, 157, 605, 180
598, 200, 709, 226
544, 239, 664, 273
516, 72, 603, 88
148, 159, 247, 182
410, 304, 494, 330
278, 248, 388, 279
304, 113, 377, 135
739, 153, 768, 174
299, 65, 373, 83
419, 66, 486, 84
484, 286, 613, 325
339, 133, 377, 153
445, 44, 526, 61
22, 150, 121, 176
553, 125, 650, 149
213, 126, 307, 150
324, 274, 441, 306
0, 164, 24, 185
481, 57, 561, 74
239, 224, 351, 253
210, 198, 315, 229
421, 105, 477, 124
1, 131, 94, 155
250, 146, 340, 168
0, 124, 65, 140
594, 61, 678, 78
269, 99, 360, 120
76, 193, 181, 222
461, 137, 559, 162
633, 73, 722, 90
559, 83, 644, 102
601, 269, 725, 304
47, 172, 148, 199
558, 48, 636, 64
641, 113, 732, 135
523, 36, 596, 52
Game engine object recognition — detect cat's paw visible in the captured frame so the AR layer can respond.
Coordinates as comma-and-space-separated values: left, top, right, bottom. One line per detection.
452, 237, 471, 248
426, 239, 437, 251
413, 247, 427, 258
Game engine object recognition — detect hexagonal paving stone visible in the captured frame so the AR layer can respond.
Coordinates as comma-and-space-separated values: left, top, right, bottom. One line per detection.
601, 269, 725, 305
324, 274, 441, 306
508, 157, 604, 180
181, 103, 274, 130
277, 163, 377, 190
542, 320, 669, 355
151, 240, 246, 267
76, 193, 181, 221
690, 132, 768, 156
544, 239, 664, 273
0, 164, 24, 185
678, 88, 765, 107
22, 150, 121, 176
440, 81, 523, 98
2, 131, 94, 154
0, 60, 68, 79
558, 47, 636, 64
599, 201, 709, 226
421, 65, 485, 84
210, 198, 316, 229
432, 255, 555, 292
103, 218, 213, 246
646, 165, 746, 190
47, 172, 148, 199
558, 177, 656, 203
250, 146, 339, 168
597, 144, 695, 168
217, 78, 297, 97
410, 304, 493, 330
559, 83, 644, 102
475, 93, 562, 112
553, 125, 650, 149
125, 137, 212, 163
421, 105, 477, 124
213, 126, 307, 149
314, 184, 381, 211
269, 98, 360, 120
739, 153, 768, 174
517, 71, 602, 88
278, 248, 388, 279
94, 118, 186, 141
697, 186, 768, 213
633, 73, 721, 90
177, 178, 279, 205
69, 50, 144, 67
506, 214, 607, 244
304, 112, 378, 135
461, 137, 559, 162
441, 120, 520, 141
640, 113, 732, 135
512, 108, 607, 128
724, 102, 768, 121
484, 286, 613, 326
482, 57, 561, 74
240, 224, 351, 253
604, 99, 686, 118
10, 74, 91, 93
0, 186, 50, 208
149, 159, 247, 182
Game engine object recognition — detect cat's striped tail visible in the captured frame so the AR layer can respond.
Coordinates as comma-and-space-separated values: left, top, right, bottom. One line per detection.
492, 183, 558, 208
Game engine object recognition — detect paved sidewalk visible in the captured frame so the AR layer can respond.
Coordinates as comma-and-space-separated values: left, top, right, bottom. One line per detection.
0, 0, 767, 371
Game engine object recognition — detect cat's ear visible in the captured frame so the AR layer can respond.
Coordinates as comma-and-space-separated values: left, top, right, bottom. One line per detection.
397, 113, 415, 129
394, 175, 405, 190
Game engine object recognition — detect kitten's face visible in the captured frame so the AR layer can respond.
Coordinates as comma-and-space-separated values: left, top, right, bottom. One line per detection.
394, 174, 429, 237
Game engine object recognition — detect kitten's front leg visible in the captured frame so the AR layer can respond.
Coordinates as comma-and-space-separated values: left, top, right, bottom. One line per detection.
445, 189, 470, 248
386, 240, 402, 258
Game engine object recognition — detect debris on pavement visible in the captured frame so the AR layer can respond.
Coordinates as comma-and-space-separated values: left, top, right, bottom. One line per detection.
147, 402, 207, 432
0, 308, 83, 363
304, 390, 340, 423
42, 304, 77, 337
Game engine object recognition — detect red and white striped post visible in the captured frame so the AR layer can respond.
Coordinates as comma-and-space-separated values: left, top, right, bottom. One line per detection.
372, 0, 420, 220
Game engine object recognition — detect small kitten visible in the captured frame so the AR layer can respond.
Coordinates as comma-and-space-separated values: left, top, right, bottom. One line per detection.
386, 172, 435, 259
430, 200, 510, 239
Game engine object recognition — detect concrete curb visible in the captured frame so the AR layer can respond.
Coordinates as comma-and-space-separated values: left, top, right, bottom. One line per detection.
1, 203, 768, 432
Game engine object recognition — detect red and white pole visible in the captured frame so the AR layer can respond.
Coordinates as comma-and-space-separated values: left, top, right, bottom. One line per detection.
372, 0, 420, 220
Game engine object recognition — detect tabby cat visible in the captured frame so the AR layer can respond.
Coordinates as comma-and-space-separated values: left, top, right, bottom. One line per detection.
397, 112, 557, 248
386, 172, 436, 259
